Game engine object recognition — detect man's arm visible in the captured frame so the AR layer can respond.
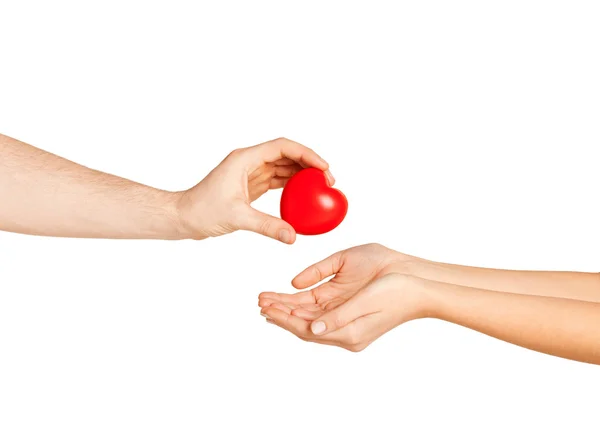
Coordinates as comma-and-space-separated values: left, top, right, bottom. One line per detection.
0, 133, 183, 239
0, 133, 331, 242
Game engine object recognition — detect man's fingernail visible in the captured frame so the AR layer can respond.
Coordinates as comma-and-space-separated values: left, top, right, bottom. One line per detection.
278, 229, 291, 243
326, 170, 335, 184
311, 321, 326, 335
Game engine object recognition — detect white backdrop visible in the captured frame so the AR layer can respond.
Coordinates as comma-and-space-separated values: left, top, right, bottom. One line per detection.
1, 1, 599, 422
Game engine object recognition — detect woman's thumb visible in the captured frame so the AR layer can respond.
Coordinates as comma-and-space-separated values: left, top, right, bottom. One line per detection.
309, 293, 368, 336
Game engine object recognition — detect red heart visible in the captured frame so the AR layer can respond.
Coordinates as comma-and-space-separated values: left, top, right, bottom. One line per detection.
280, 168, 348, 235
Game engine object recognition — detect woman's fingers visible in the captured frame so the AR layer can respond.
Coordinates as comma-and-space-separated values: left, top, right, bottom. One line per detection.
260, 307, 312, 337
258, 292, 323, 319
291, 251, 344, 289
258, 291, 316, 306
257, 298, 310, 313
308, 288, 378, 336
261, 314, 347, 349
261, 307, 339, 346
268, 302, 294, 314
260, 306, 369, 347
291, 307, 324, 320
262, 305, 377, 352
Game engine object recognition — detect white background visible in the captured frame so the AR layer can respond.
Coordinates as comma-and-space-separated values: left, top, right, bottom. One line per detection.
1, 1, 599, 422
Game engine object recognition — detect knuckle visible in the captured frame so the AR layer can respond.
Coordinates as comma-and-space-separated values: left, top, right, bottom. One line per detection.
331, 252, 343, 273
313, 266, 323, 281
227, 148, 245, 159
258, 218, 273, 236
274, 137, 295, 149
333, 315, 347, 329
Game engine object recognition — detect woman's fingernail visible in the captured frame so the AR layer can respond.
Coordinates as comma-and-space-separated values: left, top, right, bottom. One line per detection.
260, 313, 269, 318
311, 321, 326, 335
278, 229, 291, 243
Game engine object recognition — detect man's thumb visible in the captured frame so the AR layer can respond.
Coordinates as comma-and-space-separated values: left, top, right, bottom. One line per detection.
239, 206, 296, 244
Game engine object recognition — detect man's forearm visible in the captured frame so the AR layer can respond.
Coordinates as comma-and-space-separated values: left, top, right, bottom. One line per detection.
0, 133, 186, 239
404, 256, 600, 302
422, 279, 600, 365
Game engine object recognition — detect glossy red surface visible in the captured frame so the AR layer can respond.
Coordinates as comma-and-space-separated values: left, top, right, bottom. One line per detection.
280, 168, 348, 235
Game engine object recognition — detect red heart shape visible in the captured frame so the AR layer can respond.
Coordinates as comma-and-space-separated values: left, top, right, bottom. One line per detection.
280, 168, 348, 235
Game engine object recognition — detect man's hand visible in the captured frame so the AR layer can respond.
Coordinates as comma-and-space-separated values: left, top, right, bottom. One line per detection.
0, 133, 331, 242
175, 137, 334, 243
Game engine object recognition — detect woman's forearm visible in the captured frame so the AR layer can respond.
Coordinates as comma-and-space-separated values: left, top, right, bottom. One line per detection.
404, 256, 600, 302
0, 133, 184, 239
423, 279, 600, 365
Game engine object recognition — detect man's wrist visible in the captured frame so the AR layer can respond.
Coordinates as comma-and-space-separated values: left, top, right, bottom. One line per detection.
158, 190, 195, 240
168, 189, 213, 241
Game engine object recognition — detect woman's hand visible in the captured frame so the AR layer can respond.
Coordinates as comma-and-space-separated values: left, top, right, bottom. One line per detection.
260, 272, 428, 352
259, 243, 404, 317
175, 137, 334, 243
258, 243, 428, 351
260, 243, 600, 363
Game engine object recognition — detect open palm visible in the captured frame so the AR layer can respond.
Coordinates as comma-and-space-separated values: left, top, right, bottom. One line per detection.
258, 243, 403, 321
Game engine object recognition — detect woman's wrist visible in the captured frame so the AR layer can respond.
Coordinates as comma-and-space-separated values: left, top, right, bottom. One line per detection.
387, 250, 436, 279
389, 273, 440, 322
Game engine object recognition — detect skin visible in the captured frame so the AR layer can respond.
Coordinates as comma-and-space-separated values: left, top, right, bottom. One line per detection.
0, 133, 333, 243
4, 133, 598, 363
259, 243, 600, 364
